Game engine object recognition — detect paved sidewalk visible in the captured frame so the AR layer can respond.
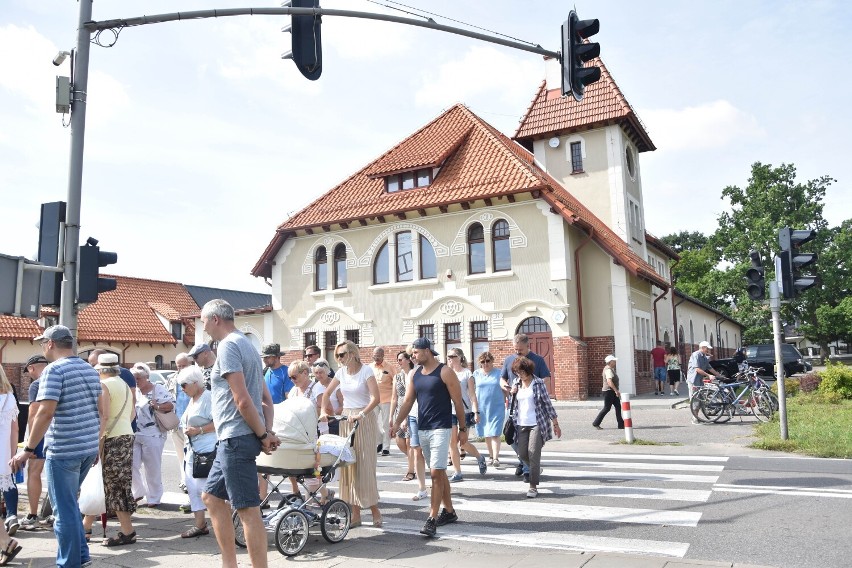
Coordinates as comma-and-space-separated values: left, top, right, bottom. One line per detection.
15, 502, 776, 568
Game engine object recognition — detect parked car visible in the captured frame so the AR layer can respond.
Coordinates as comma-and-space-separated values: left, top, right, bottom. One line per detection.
710, 343, 812, 379
148, 370, 169, 386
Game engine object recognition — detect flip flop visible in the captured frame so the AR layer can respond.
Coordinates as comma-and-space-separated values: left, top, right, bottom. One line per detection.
402, 472, 416, 481
0, 539, 22, 566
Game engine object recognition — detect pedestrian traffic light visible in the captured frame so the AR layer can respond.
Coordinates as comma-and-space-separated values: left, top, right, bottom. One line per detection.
77, 238, 117, 304
282, 0, 322, 81
561, 10, 601, 101
744, 250, 766, 301
777, 227, 819, 299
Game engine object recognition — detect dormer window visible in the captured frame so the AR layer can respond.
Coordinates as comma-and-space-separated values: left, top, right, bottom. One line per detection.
385, 168, 432, 193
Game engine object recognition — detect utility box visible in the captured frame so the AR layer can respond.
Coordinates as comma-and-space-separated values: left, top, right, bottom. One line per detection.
56, 76, 70, 114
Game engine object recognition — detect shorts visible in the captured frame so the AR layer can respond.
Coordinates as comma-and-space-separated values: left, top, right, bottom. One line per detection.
203, 433, 262, 510
419, 428, 451, 470
407, 415, 420, 447
31, 439, 46, 459
667, 369, 681, 385
654, 367, 667, 382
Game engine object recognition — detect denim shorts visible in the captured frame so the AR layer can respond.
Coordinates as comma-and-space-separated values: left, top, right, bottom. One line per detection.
204, 433, 262, 510
407, 415, 421, 447
420, 428, 451, 470
32, 438, 46, 459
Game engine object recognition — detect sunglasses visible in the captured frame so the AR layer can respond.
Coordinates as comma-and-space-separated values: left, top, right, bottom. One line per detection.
335, 352, 348, 359
480, 360, 493, 364
180, 383, 190, 390
447, 354, 459, 359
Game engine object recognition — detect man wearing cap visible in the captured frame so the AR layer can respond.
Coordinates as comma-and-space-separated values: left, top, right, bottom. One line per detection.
261, 343, 291, 405
391, 337, 467, 538
199, 300, 279, 568
688, 341, 721, 404
11, 325, 104, 568
19, 355, 48, 531
592, 355, 624, 430
188, 343, 216, 390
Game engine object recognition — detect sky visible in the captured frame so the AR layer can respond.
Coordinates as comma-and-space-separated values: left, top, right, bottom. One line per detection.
1, 0, 850, 295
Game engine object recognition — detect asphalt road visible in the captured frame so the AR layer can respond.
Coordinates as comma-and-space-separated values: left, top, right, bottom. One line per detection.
152, 405, 851, 568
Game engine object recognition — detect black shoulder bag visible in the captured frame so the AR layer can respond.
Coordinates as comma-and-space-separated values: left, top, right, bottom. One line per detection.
502, 391, 517, 446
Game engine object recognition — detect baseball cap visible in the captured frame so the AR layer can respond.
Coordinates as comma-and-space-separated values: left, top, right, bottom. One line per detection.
34, 325, 72, 342
188, 343, 212, 358
412, 337, 438, 356
604, 355, 617, 364
699, 341, 713, 349
24, 355, 48, 369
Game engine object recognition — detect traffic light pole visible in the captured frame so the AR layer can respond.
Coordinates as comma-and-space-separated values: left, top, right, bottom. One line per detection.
58, 0, 93, 337
769, 280, 789, 440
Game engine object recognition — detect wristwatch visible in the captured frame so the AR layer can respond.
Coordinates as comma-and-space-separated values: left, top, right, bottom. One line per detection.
256, 431, 269, 441
458, 426, 467, 433
23, 446, 35, 453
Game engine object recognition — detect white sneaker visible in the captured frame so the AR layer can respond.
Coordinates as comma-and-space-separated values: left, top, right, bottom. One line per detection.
5, 515, 19, 536
412, 489, 429, 501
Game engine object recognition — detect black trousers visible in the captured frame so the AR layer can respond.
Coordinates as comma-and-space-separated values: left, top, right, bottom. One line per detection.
592, 390, 624, 428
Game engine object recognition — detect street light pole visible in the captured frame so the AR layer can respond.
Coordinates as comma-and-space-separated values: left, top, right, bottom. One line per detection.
58, 0, 93, 338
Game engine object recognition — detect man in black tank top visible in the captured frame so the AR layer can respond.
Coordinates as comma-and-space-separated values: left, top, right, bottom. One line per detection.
391, 338, 467, 537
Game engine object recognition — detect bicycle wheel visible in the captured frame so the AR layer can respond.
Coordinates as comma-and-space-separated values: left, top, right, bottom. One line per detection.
232, 509, 247, 548
690, 389, 713, 423
274, 509, 310, 556
706, 389, 732, 423
320, 498, 351, 543
751, 392, 774, 422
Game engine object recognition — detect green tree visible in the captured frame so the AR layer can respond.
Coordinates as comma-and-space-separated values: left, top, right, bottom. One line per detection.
661, 231, 709, 253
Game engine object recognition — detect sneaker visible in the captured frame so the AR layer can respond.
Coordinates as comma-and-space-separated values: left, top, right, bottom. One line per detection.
592, 424, 603, 430
654, 391, 659, 396
20, 514, 39, 531
376, 444, 383, 454
38, 515, 55, 527
448, 472, 463, 483
5, 515, 19, 536
674, 390, 680, 396
381, 449, 390, 456
493, 459, 506, 470
179, 502, 192, 513
526, 488, 538, 498
420, 516, 437, 537
523, 473, 530, 483
514, 463, 524, 477
412, 489, 429, 501
436, 508, 458, 526
179, 481, 187, 493
477, 456, 487, 475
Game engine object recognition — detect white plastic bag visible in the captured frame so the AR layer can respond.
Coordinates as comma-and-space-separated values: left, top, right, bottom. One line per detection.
78, 462, 106, 516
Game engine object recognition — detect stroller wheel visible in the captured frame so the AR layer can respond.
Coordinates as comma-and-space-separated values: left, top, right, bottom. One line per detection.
232, 510, 247, 548
275, 509, 310, 556
320, 499, 351, 543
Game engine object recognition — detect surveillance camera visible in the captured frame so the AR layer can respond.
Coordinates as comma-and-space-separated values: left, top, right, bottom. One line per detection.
53, 51, 71, 66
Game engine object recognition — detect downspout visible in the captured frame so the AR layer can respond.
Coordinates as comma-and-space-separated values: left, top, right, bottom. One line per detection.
574, 228, 595, 338
715, 316, 725, 354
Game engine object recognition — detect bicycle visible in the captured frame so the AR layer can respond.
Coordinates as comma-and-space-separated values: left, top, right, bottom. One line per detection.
691, 368, 774, 423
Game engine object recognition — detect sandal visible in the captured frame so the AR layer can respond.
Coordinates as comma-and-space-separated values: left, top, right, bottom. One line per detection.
103, 531, 137, 547
85, 529, 92, 543
402, 472, 416, 481
180, 525, 209, 538
0, 539, 22, 566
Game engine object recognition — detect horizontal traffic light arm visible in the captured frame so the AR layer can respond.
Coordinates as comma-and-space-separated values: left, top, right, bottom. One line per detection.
85, 7, 561, 59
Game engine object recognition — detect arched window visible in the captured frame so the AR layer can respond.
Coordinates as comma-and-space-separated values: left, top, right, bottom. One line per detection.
396, 232, 413, 282
333, 243, 347, 289
420, 235, 437, 279
492, 219, 511, 271
154, 355, 163, 370
468, 223, 485, 274
703, 324, 708, 341
373, 242, 389, 285
517, 316, 551, 334
314, 246, 327, 291
689, 321, 695, 347
710, 333, 715, 347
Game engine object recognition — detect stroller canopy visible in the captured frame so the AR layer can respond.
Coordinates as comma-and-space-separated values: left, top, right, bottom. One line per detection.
273, 397, 318, 450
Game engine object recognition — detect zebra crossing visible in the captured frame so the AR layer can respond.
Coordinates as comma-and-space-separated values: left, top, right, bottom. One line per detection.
367, 449, 727, 557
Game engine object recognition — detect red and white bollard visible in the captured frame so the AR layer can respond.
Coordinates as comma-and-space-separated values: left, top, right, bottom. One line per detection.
621, 393, 634, 443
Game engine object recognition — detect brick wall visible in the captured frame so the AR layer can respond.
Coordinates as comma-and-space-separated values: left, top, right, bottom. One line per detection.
584, 336, 615, 398
2, 363, 33, 402
634, 349, 655, 394
551, 336, 588, 400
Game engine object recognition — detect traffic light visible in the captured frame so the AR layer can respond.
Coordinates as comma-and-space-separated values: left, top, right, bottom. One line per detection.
37, 201, 66, 306
744, 250, 766, 301
282, 0, 322, 81
77, 238, 117, 304
777, 227, 819, 299
561, 10, 601, 101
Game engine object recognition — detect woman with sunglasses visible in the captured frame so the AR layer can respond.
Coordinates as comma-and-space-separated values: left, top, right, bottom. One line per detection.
473, 351, 506, 468
319, 341, 382, 528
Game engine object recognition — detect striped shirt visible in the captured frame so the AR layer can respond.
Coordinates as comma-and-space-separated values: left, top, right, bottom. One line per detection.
36, 356, 101, 459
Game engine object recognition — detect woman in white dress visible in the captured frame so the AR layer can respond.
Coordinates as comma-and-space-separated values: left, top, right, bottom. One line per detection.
0, 366, 22, 565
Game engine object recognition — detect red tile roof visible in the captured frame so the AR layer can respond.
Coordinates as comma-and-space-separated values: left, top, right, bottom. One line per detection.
78, 275, 199, 344
513, 58, 655, 152
0, 315, 41, 340
252, 105, 668, 290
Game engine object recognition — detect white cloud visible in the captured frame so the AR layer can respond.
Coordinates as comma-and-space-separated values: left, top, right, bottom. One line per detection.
641, 100, 764, 151
414, 45, 542, 109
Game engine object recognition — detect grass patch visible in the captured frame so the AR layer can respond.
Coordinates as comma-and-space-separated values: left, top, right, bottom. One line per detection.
617, 438, 683, 446
750, 396, 852, 458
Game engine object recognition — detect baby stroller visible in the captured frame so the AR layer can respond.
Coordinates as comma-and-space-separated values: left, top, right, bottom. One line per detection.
233, 397, 357, 556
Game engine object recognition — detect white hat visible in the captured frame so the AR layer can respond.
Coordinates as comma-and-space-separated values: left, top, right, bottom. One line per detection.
94, 353, 120, 370
604, 355, 617, 364
699, 341, 713, 350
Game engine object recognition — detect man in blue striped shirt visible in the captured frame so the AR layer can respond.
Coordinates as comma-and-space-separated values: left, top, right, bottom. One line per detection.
12, 325, 103, 568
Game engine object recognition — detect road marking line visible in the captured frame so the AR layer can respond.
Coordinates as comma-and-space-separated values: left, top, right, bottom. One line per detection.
360, 517, 690, 557
379, 491, 702, 526
542, 451, 729, 462
539, 459, 725, 472
713, 483, 852, 499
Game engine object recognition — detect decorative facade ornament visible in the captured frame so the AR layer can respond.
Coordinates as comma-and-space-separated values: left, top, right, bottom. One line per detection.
479, 212, 494, 222
491, 313, 504, 329
552, 310, 566, 324
290, 329, 302, 350
439, 300, 464, 317
361, 323, 375, 346
320, 311, 340, 326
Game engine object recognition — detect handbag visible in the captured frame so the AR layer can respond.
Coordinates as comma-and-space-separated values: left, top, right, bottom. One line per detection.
188, 426, 217, 479
502, 391, 517, 445
153, 405, 180, 432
